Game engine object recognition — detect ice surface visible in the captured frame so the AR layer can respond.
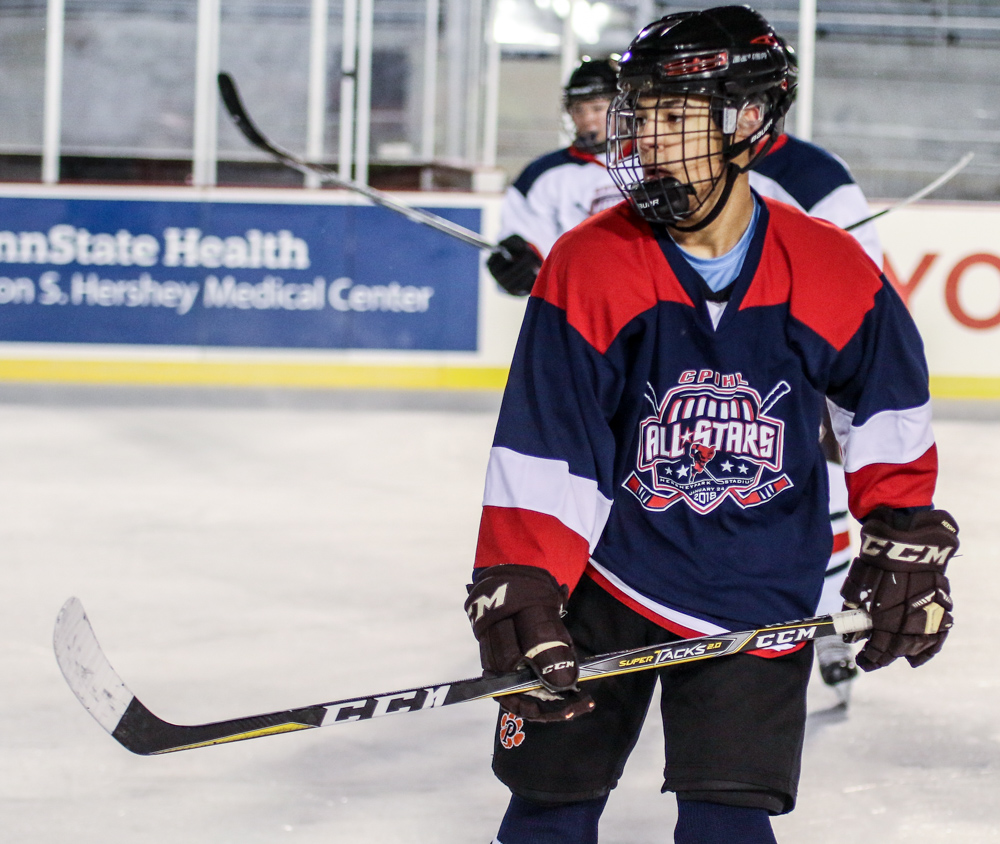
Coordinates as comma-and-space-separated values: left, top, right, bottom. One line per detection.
1, 390, 997, 843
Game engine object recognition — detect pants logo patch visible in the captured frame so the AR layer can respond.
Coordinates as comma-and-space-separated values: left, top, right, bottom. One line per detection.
499, 711, 526, 749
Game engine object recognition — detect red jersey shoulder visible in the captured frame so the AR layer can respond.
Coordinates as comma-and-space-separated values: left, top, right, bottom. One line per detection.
746, 198, 886, 352
534, 203, 692, 354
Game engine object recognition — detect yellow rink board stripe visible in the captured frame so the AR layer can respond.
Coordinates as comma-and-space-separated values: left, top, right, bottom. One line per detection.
929, 375, 1000, 400
0, 359, 999, 399
0, 358, 510, 391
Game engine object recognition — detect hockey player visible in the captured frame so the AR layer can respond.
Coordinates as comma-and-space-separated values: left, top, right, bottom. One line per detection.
747, 41, 885, 699
464, 7, 957, 844
486, 58, 622, 296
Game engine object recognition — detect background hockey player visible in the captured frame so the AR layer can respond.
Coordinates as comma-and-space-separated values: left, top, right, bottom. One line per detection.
748, 38, 885, 700
464, 7, 958, 844
486, 58, 622, 296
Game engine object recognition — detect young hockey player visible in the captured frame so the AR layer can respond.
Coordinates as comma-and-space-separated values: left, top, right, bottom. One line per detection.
464, 7, 957, 844
487, 58, 622, 296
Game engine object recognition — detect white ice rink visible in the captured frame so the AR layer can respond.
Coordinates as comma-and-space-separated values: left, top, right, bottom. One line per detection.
2, 387, 998, 843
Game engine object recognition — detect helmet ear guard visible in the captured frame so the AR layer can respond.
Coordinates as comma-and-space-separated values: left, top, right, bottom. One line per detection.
722, 96, 781, 169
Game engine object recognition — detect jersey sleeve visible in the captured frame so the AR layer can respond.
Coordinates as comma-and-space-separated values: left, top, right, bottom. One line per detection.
823, 274, 936, 520
766, 200, 935, 522
497, 179, 564, 258
474, 302, 618, 589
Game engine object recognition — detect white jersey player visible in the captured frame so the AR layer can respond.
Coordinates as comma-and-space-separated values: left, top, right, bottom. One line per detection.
750, 128, 884, 699
486, 59, 621, 296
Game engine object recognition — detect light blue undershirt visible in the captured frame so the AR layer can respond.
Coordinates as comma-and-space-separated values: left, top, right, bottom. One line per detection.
677, 198, 761, 293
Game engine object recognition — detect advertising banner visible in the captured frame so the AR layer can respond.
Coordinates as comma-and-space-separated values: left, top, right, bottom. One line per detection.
879, 204, 1000, 388
0, 194, 481, 352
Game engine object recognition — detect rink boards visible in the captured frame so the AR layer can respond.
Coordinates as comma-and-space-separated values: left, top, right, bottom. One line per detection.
0, 184, 998, 398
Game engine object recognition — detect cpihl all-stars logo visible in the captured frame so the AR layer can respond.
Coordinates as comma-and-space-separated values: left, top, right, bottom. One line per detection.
625, 369, 793, 514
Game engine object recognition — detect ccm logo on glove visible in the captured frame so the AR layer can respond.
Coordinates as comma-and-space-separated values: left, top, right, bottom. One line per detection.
858, 536, 956, 566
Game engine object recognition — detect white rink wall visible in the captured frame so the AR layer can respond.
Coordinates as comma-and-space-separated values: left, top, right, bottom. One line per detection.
877, 203, 1000, 397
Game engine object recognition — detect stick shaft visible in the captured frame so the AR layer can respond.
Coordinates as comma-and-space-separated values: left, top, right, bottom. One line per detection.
54, 597, 870, 756
217, 72, 500, 253
845, 152, 974, 231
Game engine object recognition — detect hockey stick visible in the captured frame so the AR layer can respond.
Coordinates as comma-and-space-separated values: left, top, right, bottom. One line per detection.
217, 72, 505, 255
845, 152, 974, 231
53, 596, 871, 756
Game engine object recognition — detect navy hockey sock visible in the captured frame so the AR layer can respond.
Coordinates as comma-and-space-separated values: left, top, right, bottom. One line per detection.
495, 794, 608, 844
674, 800, 777, 844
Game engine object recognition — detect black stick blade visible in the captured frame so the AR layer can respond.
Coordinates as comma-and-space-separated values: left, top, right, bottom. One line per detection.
54, 597, 324, 755
217, 72, 289, 160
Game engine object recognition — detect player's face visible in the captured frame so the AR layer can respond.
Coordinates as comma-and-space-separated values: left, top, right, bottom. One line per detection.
634, 94, 722, 192
568, 97, 612, 145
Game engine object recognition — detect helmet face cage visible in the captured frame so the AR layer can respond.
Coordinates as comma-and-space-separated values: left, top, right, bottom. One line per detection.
607, 6, 794, 227
564, 97, 615, 154
607, 90, 738, 226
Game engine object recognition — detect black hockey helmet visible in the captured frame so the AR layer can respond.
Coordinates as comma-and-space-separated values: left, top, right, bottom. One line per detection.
607, 6, 796, 229
563, 57, 619, 107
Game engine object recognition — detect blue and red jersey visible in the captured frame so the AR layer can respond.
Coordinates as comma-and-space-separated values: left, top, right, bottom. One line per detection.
474, 197, 936, 639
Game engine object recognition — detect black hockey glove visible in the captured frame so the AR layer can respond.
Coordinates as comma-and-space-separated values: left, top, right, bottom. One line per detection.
464, 564, 595, 722
841, 508, 958, 671
486, 235, 543, 297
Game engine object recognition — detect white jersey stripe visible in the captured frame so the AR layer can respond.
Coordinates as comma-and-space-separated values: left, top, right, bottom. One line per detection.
828, 400, 934, 473
587, 558, 729, 636
482, 447, 614, 553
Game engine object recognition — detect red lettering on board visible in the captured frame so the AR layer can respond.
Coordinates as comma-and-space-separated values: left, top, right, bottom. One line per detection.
883, 253, 938, 308
944, 253, 1000, 330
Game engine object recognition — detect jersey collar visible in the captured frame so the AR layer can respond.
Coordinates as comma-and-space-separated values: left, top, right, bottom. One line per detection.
651, 193, 771, 333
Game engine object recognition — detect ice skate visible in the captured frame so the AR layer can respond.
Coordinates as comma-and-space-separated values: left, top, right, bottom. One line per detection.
815, 636, 857, 707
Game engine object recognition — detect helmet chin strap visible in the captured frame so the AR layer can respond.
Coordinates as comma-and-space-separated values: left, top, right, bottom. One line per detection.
665, 162, 741, 233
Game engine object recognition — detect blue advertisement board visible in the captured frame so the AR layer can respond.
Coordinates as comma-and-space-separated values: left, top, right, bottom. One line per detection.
0, 195, 481, 351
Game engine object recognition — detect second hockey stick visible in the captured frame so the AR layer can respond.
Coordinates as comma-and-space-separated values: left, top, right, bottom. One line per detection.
54, 596, 871, 756
217, 73, 504, 256
845, 152, 974, 231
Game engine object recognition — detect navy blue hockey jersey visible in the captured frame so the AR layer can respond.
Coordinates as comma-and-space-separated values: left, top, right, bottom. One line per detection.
474, 198, 936, 639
